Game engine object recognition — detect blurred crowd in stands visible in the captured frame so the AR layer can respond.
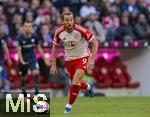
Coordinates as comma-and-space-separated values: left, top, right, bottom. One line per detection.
0, 0, 150, 47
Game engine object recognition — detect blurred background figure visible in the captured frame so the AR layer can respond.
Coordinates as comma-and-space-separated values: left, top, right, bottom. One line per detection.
0, 25, 12, 96
80, 0, 97, 22
39, 24, 53, 47
116, 16, 135, 42
75, 15, 82, 25
85, 13, 106, 42
48, 56, 70, 97
134, 13, 150, 40
103, 12, 120, 41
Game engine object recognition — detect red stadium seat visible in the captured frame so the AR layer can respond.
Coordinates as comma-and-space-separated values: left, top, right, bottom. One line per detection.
110, 56, 140, 88
93, 57, 112, 88
5, 59, 20, 89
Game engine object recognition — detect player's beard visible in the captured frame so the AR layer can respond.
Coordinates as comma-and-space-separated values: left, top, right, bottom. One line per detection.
24, 30, 32, 37
66, 24, 73, 32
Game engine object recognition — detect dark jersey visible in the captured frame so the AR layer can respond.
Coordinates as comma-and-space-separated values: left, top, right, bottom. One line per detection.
0, 38, 5, 62
17, 33, 39, 62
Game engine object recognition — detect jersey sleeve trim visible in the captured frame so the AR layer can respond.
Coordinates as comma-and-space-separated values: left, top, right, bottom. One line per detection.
74, 24, 87, 33
74, 24, 94, 41
53, 40, 59, 45
88, 36, 94, 42
53, 26, 64, 45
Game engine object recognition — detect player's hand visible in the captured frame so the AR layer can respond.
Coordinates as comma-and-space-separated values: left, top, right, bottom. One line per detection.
21, 60, 27, 65
7, 58, 13, 66
87, 58, 94, 70
44, 59, 51, 66
50, 64, 57, 75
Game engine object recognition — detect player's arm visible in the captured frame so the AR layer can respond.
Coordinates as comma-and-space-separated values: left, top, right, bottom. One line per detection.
80, 25, 99, 70
50, 29, 60, 74
17, 46, 27, 65
36, 44, 50, 66
87, 35, 98, 69
88, 37, 98, 70
16, 36, 27, 65
50, 43, 58, 74
3, 42, 12, 66
77, 25, 98, 62
89, 37, 98, 62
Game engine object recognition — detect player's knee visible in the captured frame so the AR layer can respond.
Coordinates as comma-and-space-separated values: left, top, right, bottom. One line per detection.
72, 78, 80, 85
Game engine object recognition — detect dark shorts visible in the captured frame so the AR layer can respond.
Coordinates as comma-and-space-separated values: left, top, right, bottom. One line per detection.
19, 59, 39, 76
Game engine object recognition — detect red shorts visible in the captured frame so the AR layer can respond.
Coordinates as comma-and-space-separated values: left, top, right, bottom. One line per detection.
65, 56, 89, 80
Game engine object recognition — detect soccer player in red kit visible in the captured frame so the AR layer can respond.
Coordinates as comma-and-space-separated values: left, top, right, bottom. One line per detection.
50, 11, 98, 113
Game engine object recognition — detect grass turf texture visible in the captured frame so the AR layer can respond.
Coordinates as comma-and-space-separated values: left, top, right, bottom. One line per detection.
51, 97, 150, 117
0, 97, 149, 117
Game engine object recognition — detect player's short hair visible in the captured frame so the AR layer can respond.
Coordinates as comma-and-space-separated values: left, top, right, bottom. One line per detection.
23, 21, 33, 28
24, 21, 32, 25
61, 11, 74, 21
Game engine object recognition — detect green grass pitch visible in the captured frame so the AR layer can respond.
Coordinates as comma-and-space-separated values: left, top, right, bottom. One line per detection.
51, 97, 150, 117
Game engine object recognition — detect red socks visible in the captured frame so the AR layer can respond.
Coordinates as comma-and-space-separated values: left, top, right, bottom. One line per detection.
80, 81, 88, 90
68, 81, 90, 105
68, 85, 80, 105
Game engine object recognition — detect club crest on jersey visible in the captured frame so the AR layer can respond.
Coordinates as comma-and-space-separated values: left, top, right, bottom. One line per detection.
22, 41, 26, 44
74, 33, 79, 39
31, 38, 35, 43
1, 40, 5, 44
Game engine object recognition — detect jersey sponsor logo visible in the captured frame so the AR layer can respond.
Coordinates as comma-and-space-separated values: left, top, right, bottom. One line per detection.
22, 41, 26, 44
22, 44, 36, 48
74, 33, 79, 39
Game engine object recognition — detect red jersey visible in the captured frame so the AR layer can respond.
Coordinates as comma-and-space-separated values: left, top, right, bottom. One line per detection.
53, 24, 94, 61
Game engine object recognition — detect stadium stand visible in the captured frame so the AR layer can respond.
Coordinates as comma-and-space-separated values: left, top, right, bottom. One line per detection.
93, 56, 140, 89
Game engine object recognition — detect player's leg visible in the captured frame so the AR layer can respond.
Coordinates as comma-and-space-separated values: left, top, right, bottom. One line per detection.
82, 81, 95, 97
1, 66, 10, 94
80, 80, 90, 90
64, 57, 94, 113
78, 57, 95, 97
64, 68, 85, 113
80, 79, 95, 97
19, 64, 28, 97
32, 69, 40, 95
30, 61, 40, 95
